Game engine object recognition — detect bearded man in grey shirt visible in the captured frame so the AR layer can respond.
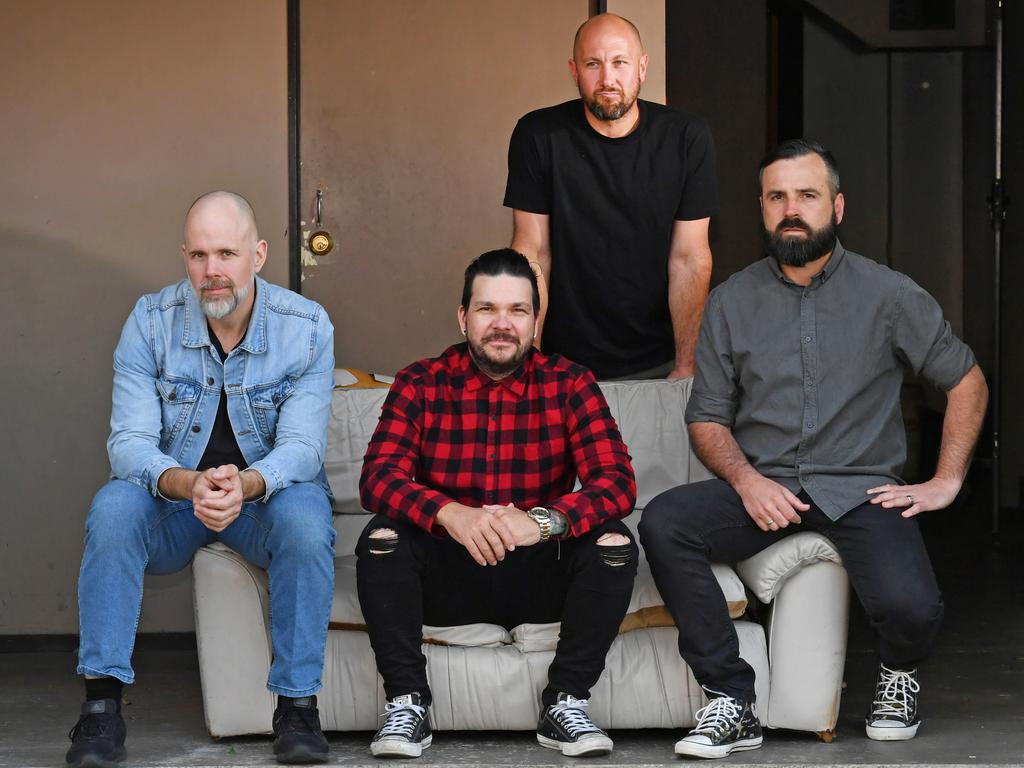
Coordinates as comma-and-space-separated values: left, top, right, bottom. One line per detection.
639, 139, 988, 759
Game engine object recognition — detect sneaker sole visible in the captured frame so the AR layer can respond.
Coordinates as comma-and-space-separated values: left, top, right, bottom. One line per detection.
67, 748, 127, 768
537, 733, 613, 757
866, 721, 920, 741
371, 735, 432, 758
274, 746, 329, 765
674, 735, 763, 759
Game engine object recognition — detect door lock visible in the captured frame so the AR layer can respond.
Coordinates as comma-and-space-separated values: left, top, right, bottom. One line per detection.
308, 188, 334, 256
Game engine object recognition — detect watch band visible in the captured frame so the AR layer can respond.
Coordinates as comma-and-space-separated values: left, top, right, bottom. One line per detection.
527, 506, 552, 543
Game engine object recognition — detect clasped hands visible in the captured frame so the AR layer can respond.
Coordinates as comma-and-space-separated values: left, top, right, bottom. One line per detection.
436, 502, 541, 566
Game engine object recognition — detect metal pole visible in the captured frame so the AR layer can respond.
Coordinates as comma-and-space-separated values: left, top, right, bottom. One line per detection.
989, 0, 1006, 534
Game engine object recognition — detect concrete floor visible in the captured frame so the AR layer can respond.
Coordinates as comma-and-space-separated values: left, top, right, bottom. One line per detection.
3, 506, 1022, 768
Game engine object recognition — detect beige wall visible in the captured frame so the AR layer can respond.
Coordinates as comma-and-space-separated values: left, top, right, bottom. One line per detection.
0, 0, 288, 633
608, 0, 666, 103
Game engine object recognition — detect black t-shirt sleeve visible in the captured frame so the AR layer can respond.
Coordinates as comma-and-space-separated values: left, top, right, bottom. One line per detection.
503, 116, 550, 214
675, 118, 719, 221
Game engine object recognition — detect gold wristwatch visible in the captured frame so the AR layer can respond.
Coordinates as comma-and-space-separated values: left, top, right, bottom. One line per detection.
527, 507, 553, 543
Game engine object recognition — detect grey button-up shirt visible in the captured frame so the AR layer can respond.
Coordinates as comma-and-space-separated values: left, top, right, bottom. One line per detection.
686, 242, 976, 520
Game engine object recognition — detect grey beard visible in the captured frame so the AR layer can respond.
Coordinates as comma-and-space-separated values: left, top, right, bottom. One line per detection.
763, 221, 838, 267
196, 280, 251, 320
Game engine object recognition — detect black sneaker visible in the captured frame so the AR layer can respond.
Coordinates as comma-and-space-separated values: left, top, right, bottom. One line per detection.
272, 696, 329, 764
371, 693, 432, 758
674, 691, 762, 758
865, 663, 921, 741
536, 693, 613, 757
66, 699, 127, 768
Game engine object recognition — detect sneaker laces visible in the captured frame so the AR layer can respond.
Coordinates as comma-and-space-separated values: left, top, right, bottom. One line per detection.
691, 696, 742, 737
550, 696, 602, 737
871, 664, 920, 719
277, 704, 321, 735
68, 713, 112, 742
377, 700, 426, 739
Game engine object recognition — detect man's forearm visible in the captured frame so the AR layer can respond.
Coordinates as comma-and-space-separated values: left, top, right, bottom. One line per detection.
668, 246, 712, 375
934, 365, 988, 484
688, 421, 758, 489
157, 467, 199, 500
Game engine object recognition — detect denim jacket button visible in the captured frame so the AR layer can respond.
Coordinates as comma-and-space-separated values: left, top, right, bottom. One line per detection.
207, 377, 214, 385
191, 424, 201, 433
168, 391, 176, 401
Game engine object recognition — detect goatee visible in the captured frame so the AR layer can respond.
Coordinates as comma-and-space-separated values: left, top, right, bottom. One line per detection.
763, 217, 838, 268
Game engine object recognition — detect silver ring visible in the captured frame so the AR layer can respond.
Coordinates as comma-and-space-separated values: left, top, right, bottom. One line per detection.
906, 494, 914, 504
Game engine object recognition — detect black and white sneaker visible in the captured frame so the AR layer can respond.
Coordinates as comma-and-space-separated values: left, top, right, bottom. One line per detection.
674, 691, 762, 759
536, 693, 613, 757
272, 695, 329, 764
65, 698, 127, 768
865, 663, 921, 741
371, 693, 432, 758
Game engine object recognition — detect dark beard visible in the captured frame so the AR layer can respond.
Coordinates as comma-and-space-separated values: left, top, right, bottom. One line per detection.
762, 217, 838, 267
467, 335, 529, 379
584, 94, 630, 121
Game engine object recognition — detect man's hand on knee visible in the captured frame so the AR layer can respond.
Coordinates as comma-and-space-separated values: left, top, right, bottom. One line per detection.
192, 465, 244, 532
867, 476, 960, 518
735, 472, 808, 532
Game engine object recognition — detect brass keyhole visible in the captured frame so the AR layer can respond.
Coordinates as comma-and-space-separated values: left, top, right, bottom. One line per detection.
309, 231, 334, 256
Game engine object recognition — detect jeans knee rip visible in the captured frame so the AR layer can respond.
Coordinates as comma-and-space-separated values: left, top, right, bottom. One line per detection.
367, 528, 398, 555
598, 543, 632, 567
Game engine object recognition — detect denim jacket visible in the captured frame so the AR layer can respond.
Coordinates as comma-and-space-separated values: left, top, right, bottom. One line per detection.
107, 276, 335, 501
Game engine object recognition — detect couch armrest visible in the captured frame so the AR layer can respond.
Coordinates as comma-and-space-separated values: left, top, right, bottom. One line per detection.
193, 543, 276, 737
736, 533, 849, 734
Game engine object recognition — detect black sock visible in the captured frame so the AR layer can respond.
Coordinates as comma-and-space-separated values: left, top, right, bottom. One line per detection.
84, 677, 123, 705
279, 694, 316, 708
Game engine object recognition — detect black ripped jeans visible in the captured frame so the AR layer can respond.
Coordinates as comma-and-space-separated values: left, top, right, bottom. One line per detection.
356, 514, 638, 707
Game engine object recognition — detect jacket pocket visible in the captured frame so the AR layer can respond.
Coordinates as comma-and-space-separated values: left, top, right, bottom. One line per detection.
250, 378, 296, 442
157, 377, 200, 443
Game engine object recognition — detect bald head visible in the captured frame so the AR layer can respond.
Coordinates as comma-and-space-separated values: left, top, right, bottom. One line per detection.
184, 190, 259, 244
573, 13, 643, 61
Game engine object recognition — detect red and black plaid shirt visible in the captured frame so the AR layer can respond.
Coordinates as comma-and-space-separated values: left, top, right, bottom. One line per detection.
359, 344, 636, 537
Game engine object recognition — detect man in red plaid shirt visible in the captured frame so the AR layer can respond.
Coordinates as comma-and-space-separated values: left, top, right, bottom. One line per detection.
357, 248, 637, 759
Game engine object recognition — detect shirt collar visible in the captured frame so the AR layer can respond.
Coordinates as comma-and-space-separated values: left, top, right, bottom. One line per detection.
459, 343, 531, 396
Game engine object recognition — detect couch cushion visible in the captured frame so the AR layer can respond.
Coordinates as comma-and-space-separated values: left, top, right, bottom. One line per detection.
325, 388, 388, 514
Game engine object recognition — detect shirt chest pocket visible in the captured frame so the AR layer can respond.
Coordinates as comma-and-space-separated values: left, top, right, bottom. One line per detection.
156, 378, 200, 442
250, 378, 296, 442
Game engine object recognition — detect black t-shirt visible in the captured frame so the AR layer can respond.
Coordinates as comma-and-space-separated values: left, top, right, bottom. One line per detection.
196, 329, 247, 472
503, 99, 718, 378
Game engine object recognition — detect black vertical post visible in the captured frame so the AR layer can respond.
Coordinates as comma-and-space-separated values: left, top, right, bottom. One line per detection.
989, 0, 1006, 533
287, 0, 302, 294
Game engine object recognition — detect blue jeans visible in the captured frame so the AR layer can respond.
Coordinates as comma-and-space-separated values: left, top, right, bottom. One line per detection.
77, 479, 336, 696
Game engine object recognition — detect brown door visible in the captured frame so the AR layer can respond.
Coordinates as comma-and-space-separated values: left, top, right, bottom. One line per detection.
299, 0, 586, 374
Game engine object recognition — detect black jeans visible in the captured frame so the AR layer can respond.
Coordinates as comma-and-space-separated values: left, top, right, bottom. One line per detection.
638, 478, 944, 703
356, 514, 638, 707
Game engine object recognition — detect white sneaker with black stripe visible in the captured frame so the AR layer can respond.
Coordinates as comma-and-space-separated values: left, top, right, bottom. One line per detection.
370, 693, 432, 758
536, 693, 613, 757
865, 663, 921, 741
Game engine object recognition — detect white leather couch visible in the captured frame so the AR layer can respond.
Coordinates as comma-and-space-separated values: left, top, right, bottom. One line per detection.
193, 376, 849, 740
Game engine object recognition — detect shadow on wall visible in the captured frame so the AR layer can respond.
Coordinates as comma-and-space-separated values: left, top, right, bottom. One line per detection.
0, 228, 195, 636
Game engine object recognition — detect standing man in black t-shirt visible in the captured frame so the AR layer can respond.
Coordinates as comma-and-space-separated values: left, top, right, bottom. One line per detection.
504, 13, 718, 380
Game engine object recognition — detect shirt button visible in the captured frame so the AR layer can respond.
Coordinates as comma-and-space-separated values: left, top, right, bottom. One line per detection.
806, 422, 814, 429
804, 336, 812, 343
489, 453, 496, 459
192, 424, 201, 433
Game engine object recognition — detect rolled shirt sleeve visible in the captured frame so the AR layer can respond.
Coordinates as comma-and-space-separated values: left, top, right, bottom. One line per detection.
893, 276, 977, 391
